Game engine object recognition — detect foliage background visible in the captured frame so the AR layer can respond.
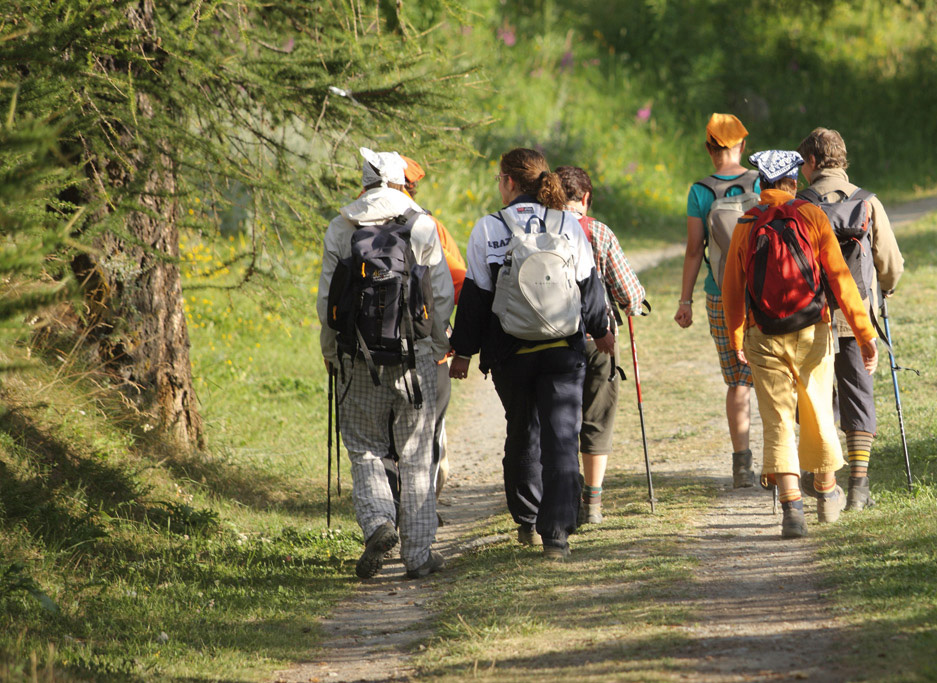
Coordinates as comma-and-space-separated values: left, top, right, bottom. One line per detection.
2, 0, 937, 679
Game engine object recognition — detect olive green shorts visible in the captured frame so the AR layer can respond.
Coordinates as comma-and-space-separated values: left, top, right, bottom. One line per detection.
580, 338, 620, 455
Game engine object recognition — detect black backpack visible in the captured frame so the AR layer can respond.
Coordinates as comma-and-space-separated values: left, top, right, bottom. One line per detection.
796, 187, 875, 307
326, 209, 434, 406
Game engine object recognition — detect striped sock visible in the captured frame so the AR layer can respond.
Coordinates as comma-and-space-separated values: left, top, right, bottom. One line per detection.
779, 488, 802, 505
813, 475, 837, 499
584, 485, 602, 503
846, 430, 873, 478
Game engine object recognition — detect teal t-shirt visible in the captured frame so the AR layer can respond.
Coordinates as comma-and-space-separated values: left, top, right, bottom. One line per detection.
687, 173, 761, 296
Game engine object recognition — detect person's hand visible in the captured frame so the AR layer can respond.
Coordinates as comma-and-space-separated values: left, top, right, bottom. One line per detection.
449, 355, 471, 380
736, 349, 748, 366
674, 303, 693, 328
593, 330, 616, 355
860, 340, 879, 374
324, 358, 333, 373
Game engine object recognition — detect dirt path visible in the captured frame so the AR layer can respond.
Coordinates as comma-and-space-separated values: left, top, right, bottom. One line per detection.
272, 197, 932, 682
272, 370, 507, 683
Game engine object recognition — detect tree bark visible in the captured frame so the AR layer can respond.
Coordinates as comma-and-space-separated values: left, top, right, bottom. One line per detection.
69, 1, 203, 450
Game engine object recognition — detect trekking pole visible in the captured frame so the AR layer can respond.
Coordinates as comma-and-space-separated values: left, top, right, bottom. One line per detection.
627, 315, 656, 513
880, 295, 918, 493
335, 368, 342, 497
327, 367, 334, 527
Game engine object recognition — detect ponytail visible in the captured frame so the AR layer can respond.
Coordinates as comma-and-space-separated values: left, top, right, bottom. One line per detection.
500, 148, 568, 209
536, 172, 567, 210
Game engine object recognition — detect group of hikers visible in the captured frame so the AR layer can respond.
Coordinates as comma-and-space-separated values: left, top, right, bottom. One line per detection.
315, 113, 903, 580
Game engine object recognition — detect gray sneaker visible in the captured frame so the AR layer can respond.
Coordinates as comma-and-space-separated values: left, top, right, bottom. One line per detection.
517, 524, 543, 546
355, 522, 398, 579
732, 449, 755, 488
817, 485, 847, 523
405, 550, 445, 579
845, 476, 874, 511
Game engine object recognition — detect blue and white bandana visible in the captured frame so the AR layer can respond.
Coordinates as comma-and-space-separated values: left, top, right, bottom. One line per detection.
748, 150, 804, 183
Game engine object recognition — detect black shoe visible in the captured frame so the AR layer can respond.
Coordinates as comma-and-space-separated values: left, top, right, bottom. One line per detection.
845, 476, 874, 511
732, 449, 755, 488
800, 471, 820, 499
355, 522, 398, 579
781, 500, 807, 539
405, 550, 445, 579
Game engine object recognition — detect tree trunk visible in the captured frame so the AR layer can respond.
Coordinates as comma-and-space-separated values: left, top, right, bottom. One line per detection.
69, 1, 203, 450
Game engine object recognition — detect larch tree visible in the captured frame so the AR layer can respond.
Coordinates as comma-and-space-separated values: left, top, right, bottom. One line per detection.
0, 0, 472, 449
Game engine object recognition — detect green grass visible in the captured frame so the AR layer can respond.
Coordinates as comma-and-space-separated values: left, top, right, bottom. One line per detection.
4, 0, 937, 678
811, 212, 937, 682
0, 233, 361, 680
414, 476, 712, 682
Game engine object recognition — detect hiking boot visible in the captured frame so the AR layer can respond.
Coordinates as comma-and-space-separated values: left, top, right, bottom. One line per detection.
578, 500, 603, 525
781, 500, 807, 539
845, 476, 874, 511
817, 485, 846, 524
800, 471, 820, 499
405, 550, 445, 579
543, 543, 571, 561
732, 449, 755, 488
517, 524, 543, 546
355, 522, 398, 579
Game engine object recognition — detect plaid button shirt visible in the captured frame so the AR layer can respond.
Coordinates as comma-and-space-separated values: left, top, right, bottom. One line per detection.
581, 216, 645, 317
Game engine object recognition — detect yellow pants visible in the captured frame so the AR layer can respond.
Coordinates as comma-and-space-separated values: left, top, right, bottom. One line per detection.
743, 322, 845, 476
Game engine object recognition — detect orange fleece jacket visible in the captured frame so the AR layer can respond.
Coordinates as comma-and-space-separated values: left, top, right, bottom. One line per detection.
722, 188, 876, 351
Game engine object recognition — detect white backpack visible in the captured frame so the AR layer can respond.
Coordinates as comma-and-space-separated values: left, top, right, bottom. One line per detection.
491, 208, 581, 341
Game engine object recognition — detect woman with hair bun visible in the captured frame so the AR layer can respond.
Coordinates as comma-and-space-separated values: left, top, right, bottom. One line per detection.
449, 148, 614, 560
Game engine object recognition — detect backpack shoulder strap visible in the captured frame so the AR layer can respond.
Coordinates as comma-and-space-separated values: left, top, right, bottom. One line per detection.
738, 204, 766, 224
695, 173, 756, 198
497, 210, 524, 236
796, 187, 822, 205
540, 208, 566, 235
578, 215, 594, 242
848, 187, 875, 202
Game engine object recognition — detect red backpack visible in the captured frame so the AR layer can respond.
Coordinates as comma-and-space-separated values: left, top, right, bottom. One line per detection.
741, 200, 826, 335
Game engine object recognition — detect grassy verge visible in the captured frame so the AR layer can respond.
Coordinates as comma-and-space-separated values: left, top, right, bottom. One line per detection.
813, 212, 937, 682
0, 234, 360, 681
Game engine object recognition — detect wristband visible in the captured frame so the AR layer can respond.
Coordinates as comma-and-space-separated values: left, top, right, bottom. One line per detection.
679, 299, 693, 306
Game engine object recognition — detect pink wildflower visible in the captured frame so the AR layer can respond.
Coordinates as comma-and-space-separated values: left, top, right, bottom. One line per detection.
497, 27, 516, 46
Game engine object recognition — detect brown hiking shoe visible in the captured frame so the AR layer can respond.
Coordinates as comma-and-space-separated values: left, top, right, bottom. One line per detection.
578, 501, 603, 525
732, 449, 755, 488
543, 543, 571, 561
355, 522, 398, 579
817, 485, 846, 523
517, 524, 543, 546
781, 501, 807, 539
845, 476, 874, 511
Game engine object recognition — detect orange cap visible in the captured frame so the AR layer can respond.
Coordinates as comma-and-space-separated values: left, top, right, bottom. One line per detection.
706, 113, 749, 148
401, 155, 425, 183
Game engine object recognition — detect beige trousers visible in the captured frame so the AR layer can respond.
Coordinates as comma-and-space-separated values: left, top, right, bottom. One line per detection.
743, 322, 845, 476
